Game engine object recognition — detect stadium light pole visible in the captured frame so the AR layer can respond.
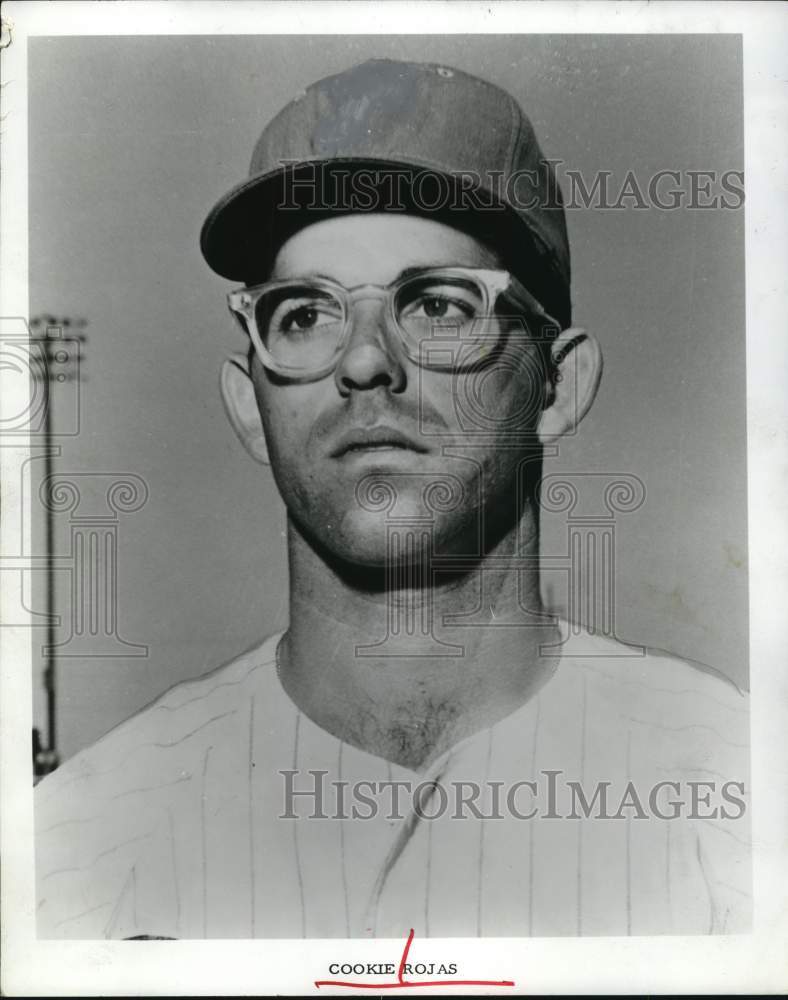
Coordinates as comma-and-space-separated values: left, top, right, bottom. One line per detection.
29, 314, 87, 779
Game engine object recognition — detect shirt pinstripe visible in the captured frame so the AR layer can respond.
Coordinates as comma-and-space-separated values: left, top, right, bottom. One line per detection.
35, 623, 751, 938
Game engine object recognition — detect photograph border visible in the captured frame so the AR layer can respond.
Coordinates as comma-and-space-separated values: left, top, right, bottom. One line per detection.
1, 2, 786, 995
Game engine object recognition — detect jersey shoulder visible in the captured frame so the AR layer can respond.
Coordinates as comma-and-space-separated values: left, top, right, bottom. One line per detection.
556, 623, 749, 777
35, 634, 280, 937
37, 632, 280, 810
560, 623, 748, 714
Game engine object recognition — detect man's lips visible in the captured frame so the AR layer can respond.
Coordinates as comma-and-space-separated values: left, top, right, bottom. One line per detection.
329, 425, 429, 458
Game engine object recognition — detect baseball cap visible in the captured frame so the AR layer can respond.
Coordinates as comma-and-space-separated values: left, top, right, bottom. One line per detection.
200, 58, 571, 327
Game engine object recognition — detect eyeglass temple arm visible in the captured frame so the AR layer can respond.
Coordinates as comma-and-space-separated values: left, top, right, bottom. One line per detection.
496, 277, 563, 331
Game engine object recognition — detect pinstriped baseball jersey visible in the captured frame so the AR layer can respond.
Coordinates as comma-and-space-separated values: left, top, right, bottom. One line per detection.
35, 623, 751, 938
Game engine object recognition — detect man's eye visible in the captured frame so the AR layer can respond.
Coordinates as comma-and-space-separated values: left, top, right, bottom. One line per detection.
270, 299, 341, 335
421, 296, 451, 319
284, 305, 320, 330
409, 294, 475, 320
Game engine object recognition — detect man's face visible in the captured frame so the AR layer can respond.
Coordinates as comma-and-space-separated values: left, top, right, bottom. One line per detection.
249, 212, 548, 566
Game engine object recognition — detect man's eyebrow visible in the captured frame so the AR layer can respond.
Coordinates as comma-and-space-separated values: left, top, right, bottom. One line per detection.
397, 265, 439, 280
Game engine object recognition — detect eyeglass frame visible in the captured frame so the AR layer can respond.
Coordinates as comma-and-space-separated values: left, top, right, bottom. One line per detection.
227, 267, 562, 382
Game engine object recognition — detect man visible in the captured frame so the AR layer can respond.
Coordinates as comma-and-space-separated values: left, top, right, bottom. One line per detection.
36, 59, 750, 939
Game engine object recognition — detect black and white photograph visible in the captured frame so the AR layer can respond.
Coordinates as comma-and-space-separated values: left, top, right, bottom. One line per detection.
1, 2, 786, 996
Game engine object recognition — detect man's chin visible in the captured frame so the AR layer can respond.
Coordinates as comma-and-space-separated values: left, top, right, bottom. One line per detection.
329, 512, 429, 569
311, 505, 480, 572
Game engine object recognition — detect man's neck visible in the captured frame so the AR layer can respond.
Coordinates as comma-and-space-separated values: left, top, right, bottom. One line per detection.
278, 511, 560, 772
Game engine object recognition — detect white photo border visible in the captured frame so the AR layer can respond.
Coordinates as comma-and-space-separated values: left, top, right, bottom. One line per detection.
1, 2, 786, 995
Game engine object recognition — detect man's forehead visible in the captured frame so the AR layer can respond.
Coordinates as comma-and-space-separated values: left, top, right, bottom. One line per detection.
270, 212, 501, 283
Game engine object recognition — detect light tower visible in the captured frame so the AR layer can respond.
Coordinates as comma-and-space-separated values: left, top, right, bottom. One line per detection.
29, 314, 87, 779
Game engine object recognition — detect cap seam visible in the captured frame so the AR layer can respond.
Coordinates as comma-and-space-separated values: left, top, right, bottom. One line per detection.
504, 90, 522, 177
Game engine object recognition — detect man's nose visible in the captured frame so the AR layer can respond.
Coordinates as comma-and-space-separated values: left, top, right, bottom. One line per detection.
333, 297, 407, 396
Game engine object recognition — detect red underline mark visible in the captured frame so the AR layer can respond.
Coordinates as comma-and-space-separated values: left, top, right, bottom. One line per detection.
314, 927, 515, 990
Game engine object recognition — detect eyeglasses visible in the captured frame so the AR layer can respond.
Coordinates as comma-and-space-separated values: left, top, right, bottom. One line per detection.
227, 267, 560, 380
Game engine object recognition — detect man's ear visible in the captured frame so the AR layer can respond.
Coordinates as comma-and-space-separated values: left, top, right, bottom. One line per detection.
219, 354, 270, 465
538, 327, 603, 444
